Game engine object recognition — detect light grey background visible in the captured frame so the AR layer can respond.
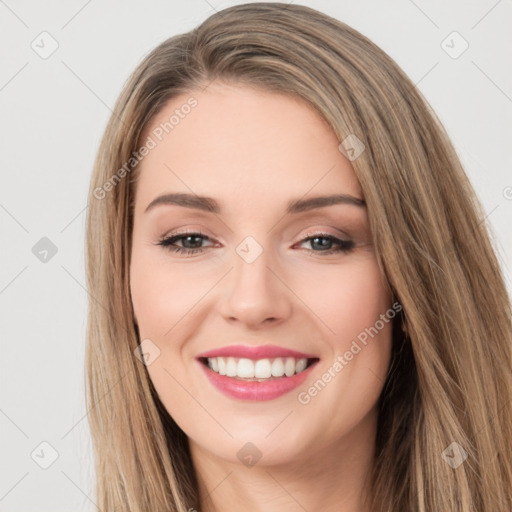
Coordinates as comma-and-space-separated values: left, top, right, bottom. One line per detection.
1, 1, 510, 510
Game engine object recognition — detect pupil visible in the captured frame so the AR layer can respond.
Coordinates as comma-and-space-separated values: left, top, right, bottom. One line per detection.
312, 237, 331, 250
184, 235, 203, 248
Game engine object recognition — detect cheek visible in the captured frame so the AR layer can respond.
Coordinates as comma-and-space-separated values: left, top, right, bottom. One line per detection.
301, 257, 391, 343
290, 257, 393, 417
130, 248, 209, 339
292, 258, 393, 431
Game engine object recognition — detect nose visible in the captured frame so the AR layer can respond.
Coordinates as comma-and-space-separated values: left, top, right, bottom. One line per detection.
218, 241, 293, 328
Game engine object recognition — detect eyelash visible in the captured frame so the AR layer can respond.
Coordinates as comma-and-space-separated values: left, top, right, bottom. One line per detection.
156, 230, 355, 257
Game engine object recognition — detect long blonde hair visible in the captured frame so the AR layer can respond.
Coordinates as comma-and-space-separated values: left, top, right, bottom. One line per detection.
85, 3, 512, 511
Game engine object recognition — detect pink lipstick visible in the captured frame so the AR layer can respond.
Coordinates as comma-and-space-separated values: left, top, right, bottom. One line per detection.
196, 344, 319, 401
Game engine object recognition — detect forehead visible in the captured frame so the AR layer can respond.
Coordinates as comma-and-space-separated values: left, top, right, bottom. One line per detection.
135, 82, 362, 214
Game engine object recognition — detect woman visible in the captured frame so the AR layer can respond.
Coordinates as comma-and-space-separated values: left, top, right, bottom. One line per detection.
85, 3, 512, 511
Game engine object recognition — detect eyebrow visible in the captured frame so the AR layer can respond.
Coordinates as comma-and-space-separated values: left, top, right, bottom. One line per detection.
144, 192, 366, 215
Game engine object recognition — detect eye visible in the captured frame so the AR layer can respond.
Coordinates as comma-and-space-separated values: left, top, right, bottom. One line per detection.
155, 230, 355, 257
297, 232, 355, 255
156, 231, 214, 256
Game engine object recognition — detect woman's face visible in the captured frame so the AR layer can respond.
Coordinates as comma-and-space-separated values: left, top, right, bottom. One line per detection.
130, 82, 393, 467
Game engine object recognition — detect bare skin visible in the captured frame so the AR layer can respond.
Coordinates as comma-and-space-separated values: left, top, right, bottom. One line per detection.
130, 81, 393, 512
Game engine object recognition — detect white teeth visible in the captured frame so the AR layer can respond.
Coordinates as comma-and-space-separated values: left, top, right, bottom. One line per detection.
284, 357, 296, 377
271, 358, 285, 377
206, 356, 310, 379
237, 358, 255, 378
226, 357, 237, 377
254, 359, 272, 378
295, 358, 307, 373
217, 357, 226, 375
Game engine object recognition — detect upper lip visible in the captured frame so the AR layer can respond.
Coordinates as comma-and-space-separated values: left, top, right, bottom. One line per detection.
196, 344, 318, 360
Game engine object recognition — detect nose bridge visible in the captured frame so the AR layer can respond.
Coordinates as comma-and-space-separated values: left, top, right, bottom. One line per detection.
221, 234, 292, 325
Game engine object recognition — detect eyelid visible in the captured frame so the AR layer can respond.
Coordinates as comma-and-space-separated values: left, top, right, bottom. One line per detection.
160, 227, 215, 240
287, 225, 353, 249
300, 227, 351, 239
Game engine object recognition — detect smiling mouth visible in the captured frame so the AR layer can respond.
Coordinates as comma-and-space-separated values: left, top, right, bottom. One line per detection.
199, 356, 319, 381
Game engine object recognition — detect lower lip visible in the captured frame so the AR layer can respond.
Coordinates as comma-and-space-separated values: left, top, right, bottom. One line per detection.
198, 360, 318, 401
